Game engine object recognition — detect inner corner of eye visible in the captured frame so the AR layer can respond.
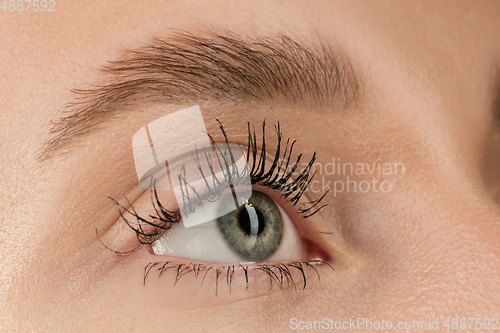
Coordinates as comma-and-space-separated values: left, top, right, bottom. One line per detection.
148, 190, 314, 264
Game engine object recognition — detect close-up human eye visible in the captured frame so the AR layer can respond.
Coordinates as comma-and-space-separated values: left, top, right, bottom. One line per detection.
105, 111, 332, 290
3, 1, 500, 332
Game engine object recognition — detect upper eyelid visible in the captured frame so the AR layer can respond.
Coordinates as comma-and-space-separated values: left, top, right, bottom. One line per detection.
108, 120, 328, 251
135, 117, 327, 218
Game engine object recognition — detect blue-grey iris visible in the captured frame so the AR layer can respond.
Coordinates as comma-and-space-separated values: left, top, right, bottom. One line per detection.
216, 192, 283, 261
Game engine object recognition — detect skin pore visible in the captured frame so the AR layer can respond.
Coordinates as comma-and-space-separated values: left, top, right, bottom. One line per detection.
1, 1, 500, 332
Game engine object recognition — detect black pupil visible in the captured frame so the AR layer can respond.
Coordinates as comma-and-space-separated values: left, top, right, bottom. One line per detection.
239, 204, 265, 236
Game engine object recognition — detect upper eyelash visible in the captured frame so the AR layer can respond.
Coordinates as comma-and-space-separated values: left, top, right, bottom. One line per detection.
108, 119, 328, 249
245, 121, 329, 217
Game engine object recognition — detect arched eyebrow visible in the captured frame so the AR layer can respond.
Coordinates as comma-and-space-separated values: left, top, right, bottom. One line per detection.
38, 31, 359, 160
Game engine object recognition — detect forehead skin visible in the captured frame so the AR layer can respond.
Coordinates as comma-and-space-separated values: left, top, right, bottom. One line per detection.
1, 0, 500, 331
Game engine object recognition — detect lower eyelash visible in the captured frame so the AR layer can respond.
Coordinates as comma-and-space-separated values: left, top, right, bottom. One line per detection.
143, 260, 334, 295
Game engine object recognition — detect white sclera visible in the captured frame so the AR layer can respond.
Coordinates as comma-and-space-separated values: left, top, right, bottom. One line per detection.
132, 105, 252, 228
151, 199, 302, 263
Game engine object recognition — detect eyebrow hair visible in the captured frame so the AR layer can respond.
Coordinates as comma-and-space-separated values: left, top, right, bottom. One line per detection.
38, 31, 359, 160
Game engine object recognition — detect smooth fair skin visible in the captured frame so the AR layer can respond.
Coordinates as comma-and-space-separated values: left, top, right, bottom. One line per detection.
2, 1, 500, 332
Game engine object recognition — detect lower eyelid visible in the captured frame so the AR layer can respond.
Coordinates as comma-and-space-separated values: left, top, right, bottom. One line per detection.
140, 252, 333, 294
128, 197, 334, 293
